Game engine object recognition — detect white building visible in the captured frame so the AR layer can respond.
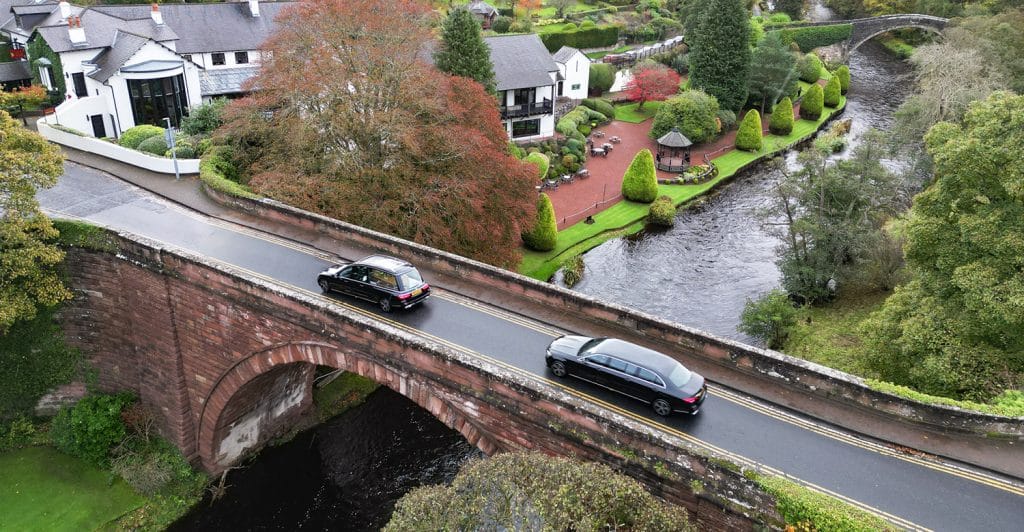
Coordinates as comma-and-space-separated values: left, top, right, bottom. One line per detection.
485, 34, 560, 142
552, 46, 591, 101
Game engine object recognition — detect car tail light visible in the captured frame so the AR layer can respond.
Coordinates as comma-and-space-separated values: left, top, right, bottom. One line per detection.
683, 395, 699, 404
422, 283, 430, 291
398, 293, 411, 300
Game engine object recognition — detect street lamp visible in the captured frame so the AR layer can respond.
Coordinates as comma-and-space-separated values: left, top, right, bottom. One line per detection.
163, 117, 180, 180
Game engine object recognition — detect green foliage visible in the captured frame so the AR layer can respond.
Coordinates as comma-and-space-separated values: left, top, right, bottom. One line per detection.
834, 65, 851, 94
823, 76, 841, 108
756, 474, 893, 531
747, 31, 799, 115
647, 195, 677, 227
180, 98, 227, 136
862, 92, 1024, 401
581, 97, 616, 118
0, 416, 39, 452
522, 193, 558, 251
199, 146, 257, 199
539, 24, 620, 52
800, 83, 823, 120
137, 134, 169, 156
739, 289, 800, 349
769, 96, 795, 134
798, 53, 823, 83
621, 149, 658, 203
118, 125, 164, 149
773, 24, 853, 53
561, 254, 585, 287
588, 63, 617, 95
649, 90, 720, 143
0, 304, 81, 421
385, 452, 694, 531
51, 393, 134, 467
773, 0, 804, 20
687, 0, 751, 111
866, 380, 1024, 418
716, 109, 737, 130
491, 16, 512, 33
52, 220, 117, 252
27, 36, 65, 95
524, 152, 550, 179
735, 109, 763, 151
435, 7, 496, 93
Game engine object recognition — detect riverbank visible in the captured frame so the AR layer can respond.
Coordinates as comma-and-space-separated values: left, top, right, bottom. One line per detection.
519, 82, 847, 281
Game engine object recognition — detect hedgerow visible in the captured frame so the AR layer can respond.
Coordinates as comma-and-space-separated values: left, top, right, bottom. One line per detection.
772, 24, 853, 53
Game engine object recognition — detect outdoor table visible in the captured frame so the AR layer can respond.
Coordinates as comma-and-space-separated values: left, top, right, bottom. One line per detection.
544, 179, 559, 189
593, 130, 605, 138
561, 174, 573, 184
610, 136, 621, 143
602, 142, 613, 152
591, 147, 606, 156
576, 168, 589, 177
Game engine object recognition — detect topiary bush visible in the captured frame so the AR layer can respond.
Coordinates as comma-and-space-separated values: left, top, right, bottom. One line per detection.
525, 152, 550, 180
137, 134, 169, 156
491, 16, 512, 33
648, 195, 676, 227
118, 124, 164, 149
800, 83, 824, 120
589, 63, 617, 95
649, 90, 720, 143
51, 393, 134, 466
798, 53, 823, 83
735, 109, 763, 151
769, 96, 794, 135
834, 64, 850, 94
581, 98, 616, 119
522, 193, 558, 251
621, 149, 658, 203
823, 76, 841, 107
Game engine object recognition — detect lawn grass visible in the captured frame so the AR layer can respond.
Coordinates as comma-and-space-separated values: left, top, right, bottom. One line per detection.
782, 290, 889, 375
613, 101, 663, 123
519, 94, 846, 279
0, 447, 144, 531
587, 44, 634, 60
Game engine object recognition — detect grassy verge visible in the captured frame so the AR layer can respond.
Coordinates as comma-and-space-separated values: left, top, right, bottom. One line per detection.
613, 101, 663, 123
520, 95, 846, 279
754, 473, 895, 531
586, 44, 634, 60
0, 447, 144, 531
52, 219, 118, 252
877, 35, 914, 59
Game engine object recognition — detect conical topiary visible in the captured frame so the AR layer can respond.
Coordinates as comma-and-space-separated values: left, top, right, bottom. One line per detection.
769, 96, 794, 135
823, 76, 841, 108
800, 83, 824, 120
621, 149, 658, 203
834, 65, 850, 95
735, 109, 763, 152
522, 193, 558, 251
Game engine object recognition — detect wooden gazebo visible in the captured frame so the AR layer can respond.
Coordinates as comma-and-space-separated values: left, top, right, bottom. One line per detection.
655, 127, 692, 173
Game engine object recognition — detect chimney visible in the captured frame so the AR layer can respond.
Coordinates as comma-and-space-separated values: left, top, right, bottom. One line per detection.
248, 0, 260, 18
58, 1, 71, 20
151, 3, 163, 26
68, 16, 86, 46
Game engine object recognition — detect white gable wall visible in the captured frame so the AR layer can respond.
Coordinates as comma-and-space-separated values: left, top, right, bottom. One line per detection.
556, 50, 590, 101
187, 49, 261, 70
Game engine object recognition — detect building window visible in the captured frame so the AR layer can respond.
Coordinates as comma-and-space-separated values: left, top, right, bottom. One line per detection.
182, 54, 192, 62
511, 119, 540, 139
234, 51, 248, 64
128, 74, 188, 128
39, 66, 52, 90
71, 72, 87, 97
571, 84, 581, 90
212, 53, 225, 66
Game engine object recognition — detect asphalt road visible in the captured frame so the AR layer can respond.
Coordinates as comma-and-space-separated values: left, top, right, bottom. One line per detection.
38, 162, 1024, 531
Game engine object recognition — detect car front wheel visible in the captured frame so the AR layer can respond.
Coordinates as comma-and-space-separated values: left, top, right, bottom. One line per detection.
379, 297, 392, 313
652, 398, 673, 417
318, 279, 330, 292
550, 360, 567, 377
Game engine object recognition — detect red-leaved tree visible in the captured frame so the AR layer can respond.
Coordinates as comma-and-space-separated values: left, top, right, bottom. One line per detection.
625, 64, 681, 110
218, 0, 536, 268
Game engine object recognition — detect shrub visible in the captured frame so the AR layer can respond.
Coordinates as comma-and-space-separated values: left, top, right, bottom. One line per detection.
539, 24, 620, 52
798, 53, 823, 83
525, 152, 550, 179
589, 63, 617, 95
823, 76, 841, 108
491, 16, 512, 33
580, 19, 597, 29
769, 96, 795, 135
167, 144, 196, 159
561, 254, 585, 287
834, 64, 850, 94
1, 416, 38, 452
735, 109, 763, 151
716, 109, 737, 130
522, 193, 558, 251
738, 289, 800, 349
51, 393, 134, 466
800, 83, 824, 120
200, 145, 257, 198
772, 23, 853, 52
180, 98, 227, 136
650, 90, 720, 143
648, 195, 676, 227
137, 134, 169, 156
118, 124, 164, 149
621, 149, 658, 203
581, 97, 616, 118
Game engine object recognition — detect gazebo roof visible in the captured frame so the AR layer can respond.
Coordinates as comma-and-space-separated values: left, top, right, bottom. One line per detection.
657, 127, 692, 148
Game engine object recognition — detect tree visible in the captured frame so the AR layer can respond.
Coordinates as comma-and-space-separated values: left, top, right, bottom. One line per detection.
863, 92, 1024, 401
434, 7, 496, 94
621, 149, 658, 203
219, 0, 536, 269
588, 63, 616, 95
0, 111, 69, 333
518, 0, 542, 18
549, 0, 576, 18
799, 83, 823, 120
385, 452, 694, 531
747, 32, 799, 116
687, 0, 751, 112
180, 97, 227, 136
522, 193, 557, 251
769, 96, 794, 135
624, 63, 681, 110
735, 109, 762, 151
738, 289, 801, 349
823, 75, 841, 108
0, 85, 47, 126
774, 0, 805, 20
834, 64, 851, 94
649, 90, 720, 143
798, 53, 822, 83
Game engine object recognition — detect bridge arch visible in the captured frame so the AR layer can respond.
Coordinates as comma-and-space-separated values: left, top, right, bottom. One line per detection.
196, 341, 500, 471
846, 14, 948, 55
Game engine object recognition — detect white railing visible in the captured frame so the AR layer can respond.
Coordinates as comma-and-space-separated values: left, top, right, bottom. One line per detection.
37, 121, 200, 175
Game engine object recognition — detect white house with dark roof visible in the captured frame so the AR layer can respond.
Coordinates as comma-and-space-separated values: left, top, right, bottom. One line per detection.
552, 46, 590, 101
485, 34, 559, 141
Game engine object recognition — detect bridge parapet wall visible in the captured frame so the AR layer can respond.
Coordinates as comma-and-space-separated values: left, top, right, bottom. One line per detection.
58, 228, 783, 530
203, 185, 1024, 474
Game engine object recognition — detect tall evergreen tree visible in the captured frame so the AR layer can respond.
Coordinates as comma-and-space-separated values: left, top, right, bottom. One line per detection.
434, 7, 496, 94
687, 0, 751, 112
747, 32, 798, 116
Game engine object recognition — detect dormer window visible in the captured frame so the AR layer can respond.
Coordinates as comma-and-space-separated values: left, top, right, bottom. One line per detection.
212, 53, 225, 66
234, 51, 248, 64
182, 54, 192, 63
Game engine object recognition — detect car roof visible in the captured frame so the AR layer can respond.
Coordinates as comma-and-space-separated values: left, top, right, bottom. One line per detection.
355, 255, 414, 272
594, 339, 683, 377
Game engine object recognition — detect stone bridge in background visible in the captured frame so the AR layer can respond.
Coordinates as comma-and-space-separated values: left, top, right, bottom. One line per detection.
781, 14, 949, 58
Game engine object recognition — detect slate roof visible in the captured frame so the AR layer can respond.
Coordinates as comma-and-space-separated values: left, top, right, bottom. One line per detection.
552, 46, 581, 64
483, 34, 558, 92
1, 1, 78, 40
85, 30, 148, 82
657, 127, 693, 148
467, 1, 498, 17
93, 2, 293, 54
0, 59, 30, 82
37, 8, 178, 53
200, 65, 258, 96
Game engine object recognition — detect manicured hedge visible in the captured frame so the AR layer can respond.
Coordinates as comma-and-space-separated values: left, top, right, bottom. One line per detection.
118, 124, 164, 149
799, 53, 823, 83
800, 83, 824, 120
823, 76, 841, 108
621, 149, 658, 203
522, 193, 558, 251
769, 96, 794, 135
137, 135, 169, 156
540, 25, 620, 52
735, 109, 762, 152
772, 24, 852, 53
199, 146, 257, 199
834, 65, 851, 94
648, 195, 676, 227
525, 152, 551, 180
582, 98, 616, 119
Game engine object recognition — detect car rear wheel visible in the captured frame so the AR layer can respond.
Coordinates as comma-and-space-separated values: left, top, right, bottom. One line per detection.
550, 360, 567, 377
318, 279, 330, 292
379, 297, 392, 313
652, 398, 672, 417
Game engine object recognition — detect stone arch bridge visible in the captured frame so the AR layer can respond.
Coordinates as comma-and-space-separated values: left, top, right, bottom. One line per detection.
778, 14, 948, 58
